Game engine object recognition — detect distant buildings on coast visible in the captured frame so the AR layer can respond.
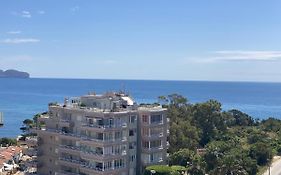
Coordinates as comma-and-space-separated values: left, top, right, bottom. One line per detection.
35, 92, 169, 175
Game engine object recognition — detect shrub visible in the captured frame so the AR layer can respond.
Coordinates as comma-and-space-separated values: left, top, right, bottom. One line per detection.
144, 165, 186, 175
144, 165, 172, 175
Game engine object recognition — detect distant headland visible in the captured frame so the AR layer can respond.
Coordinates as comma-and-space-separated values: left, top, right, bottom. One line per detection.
0, 69, 30, 78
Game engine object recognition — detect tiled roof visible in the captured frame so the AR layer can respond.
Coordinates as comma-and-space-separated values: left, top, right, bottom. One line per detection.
0, 146, 22, 168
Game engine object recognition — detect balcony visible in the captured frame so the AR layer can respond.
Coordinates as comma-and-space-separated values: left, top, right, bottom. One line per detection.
142, 121, 164, 127
58, 157, 81, 168
80, 164, 104, 174
81, 122, 128, 131
142, 146, 164, 153
80, 150, 104, 161
80, 164, 127, 175
81, 136, 128, 146
59, 145, 81, 155
58, 131, 81, 140
142, 132, 164, 140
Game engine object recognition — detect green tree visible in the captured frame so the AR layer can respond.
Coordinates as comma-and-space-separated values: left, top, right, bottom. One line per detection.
169, 149, 194, 166
250, 142, 273, 166
192, 100, 226, 146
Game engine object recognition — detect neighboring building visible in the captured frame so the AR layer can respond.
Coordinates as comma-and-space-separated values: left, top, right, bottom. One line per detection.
36, 92, 169, 175
0, 146, 23, 173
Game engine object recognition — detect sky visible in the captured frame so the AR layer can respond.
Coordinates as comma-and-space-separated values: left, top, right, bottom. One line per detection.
1, 0, 281, 82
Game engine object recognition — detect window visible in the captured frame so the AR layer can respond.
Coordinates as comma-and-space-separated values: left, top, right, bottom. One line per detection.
150, 140, 162, 148
142, 128, 149, 136
150, 154, 154, 162
142, 115, 148, 123
129, 142, 136, 149
115, 131, 121, 140
129, 129, 135, 136
114, 159, 125, 168
129, 116, 136, 123
151, 115, 162, 124
109, 118, 114, 127
150, 127, 163, 135
88, 118, 94, 125
103, 161, 112, 170
131, 155, 136, 162
97, 133, 103, 140
143, 141, 149, 148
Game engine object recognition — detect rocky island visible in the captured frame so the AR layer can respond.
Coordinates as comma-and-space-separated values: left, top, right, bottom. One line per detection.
0, 69, 30, 78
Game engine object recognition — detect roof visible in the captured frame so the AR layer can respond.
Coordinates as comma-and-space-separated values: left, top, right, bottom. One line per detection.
121, 96, 134, 105
0, 146, 22, 167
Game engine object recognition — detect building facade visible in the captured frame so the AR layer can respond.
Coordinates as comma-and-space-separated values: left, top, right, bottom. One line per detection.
36, 92, 169, 175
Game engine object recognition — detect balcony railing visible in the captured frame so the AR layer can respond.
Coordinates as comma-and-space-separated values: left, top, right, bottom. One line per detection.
143, 146, 164, 152
59, 145, 126, 158
59, 157, 127, 174
143, 132, 164, 139
81, 122, 128, 130
40, 129, 128, 144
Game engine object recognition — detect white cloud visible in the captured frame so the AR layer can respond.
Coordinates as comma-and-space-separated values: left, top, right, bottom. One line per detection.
0, 38, 40, 44
187, 50, 281, 63
21, 11, 31, 18
103, 60, 117, 64
70, 6, 80, 12
38, 10, 45, 15
7, 31, 22, 34
213, 50, 281, 61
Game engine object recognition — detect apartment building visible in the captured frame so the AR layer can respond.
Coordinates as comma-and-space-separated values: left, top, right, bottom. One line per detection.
36, 92, 169, 175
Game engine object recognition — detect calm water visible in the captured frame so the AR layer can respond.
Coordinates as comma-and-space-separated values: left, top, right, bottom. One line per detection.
1, 78, 281, 137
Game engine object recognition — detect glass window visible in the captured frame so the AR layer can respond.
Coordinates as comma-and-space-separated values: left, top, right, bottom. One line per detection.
142, 115, 148, 123
130, 116, 136, 123
151, 115, 162, 124
129, 129, 134, 136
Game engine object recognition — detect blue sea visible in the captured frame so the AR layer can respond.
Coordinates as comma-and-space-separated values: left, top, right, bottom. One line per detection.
1, 78, 281, 138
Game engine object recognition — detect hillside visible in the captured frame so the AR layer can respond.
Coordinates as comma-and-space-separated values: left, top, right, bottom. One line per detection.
0, 69, 30, 78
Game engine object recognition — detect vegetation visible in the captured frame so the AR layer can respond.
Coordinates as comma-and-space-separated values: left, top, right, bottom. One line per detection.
0, 137, 17, 146
144, 165, 186, 175
19, 112, 47, 140
162, 94, 281, 175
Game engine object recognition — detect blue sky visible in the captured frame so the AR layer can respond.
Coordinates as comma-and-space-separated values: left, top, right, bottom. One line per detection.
1, 0, 281, 82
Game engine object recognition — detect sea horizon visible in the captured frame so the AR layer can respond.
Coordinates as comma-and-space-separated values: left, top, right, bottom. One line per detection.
25, 77, 281, 84
1, 78, 281, 138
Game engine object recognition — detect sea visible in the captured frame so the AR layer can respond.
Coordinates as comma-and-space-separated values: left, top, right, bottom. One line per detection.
1, 78, 281, 138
